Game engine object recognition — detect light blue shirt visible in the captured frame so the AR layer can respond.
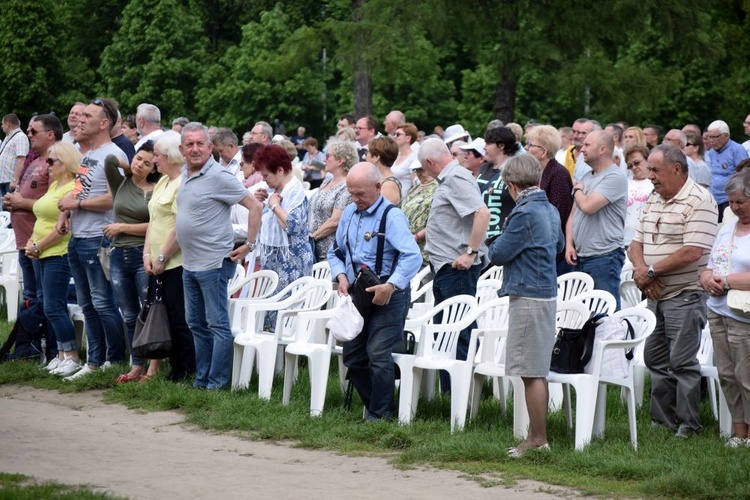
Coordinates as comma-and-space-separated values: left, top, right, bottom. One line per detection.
709, 140, 748, 204
328, 195, 421, 290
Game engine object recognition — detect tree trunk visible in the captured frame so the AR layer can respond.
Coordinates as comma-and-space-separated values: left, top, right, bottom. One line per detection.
493, 70, 516, 124
492, 0, 518, 124
352, 0, 372, 117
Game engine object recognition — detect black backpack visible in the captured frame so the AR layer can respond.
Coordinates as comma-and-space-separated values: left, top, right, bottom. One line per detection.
0, 299, 47, 362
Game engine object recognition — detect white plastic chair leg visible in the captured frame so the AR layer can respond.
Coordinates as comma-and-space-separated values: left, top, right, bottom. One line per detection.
281, 352, 296, 406
255, 343, 276, 399
571, 380, 599, 450
450, 369, 472, 433
469, 373, 485, 419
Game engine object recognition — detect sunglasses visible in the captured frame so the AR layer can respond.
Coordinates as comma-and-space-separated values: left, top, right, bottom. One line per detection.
45, 158, 59, 166
686, 142, 698, 147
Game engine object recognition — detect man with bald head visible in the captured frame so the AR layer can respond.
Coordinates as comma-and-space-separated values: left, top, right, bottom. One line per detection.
566, 130, 627, 309
328, 162, 421, 421
383, 110, 405, 136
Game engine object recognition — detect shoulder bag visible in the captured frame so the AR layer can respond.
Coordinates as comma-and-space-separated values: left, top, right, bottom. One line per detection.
132, 278, 172, 359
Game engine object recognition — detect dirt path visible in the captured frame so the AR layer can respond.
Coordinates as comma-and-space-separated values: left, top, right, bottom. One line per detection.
0, 385, 573, 499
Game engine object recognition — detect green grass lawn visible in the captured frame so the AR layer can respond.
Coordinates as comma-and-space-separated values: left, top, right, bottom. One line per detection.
0, 472, 127, 499
0, 320, 746, 499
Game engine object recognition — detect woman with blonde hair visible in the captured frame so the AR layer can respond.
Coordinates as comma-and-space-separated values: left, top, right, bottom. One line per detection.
622, 127, 647, 149
26, 141, 81, 376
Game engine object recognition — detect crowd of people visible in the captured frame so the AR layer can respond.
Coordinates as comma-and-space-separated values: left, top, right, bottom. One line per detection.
2, 100, 750, 452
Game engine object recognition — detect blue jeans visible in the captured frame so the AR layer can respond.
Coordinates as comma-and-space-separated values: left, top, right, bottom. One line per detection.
575, 247, 625, 311
18, 250, 41, 301
68, 236, 125, 366
183, 259, 235, 390
431, 263, 481, 392
110, 246, 149, 365
343, 287, 410, 419
38, 256, 77, 352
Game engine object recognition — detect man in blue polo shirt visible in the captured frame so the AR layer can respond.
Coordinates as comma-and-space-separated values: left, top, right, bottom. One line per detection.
175, 122, 263, 390
706, 120, 748, 222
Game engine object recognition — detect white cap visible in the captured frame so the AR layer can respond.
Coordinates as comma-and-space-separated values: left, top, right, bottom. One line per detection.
443, 124, 471, 145
459, 137, 486, 156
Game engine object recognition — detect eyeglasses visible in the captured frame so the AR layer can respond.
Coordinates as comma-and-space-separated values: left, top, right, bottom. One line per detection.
392, 132, 405, 137
685, 142, 698, 147
250, 131, 263, 136
525, 142, 542, 150
626, 159, 644, 169
708, 134, 724, 139
45, 158, 59, 166
744, 121, 750, 126
355, 127, 369, 131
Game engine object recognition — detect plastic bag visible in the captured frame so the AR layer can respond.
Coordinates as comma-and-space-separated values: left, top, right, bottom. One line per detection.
327, 295, 364, 342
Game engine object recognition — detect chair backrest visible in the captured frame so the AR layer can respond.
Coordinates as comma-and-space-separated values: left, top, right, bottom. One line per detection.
226, 264, 246, 296
0, 212, 10, 229
620, 259, 634, 282
474, 297, 510, 364
479, 265, 503, 282
572, 289, 617, 316
556, 301, 590, 330
410, 266, 433, 303
228, 269, 279, 298
619, 280, 641, 309
610, 306, 656, 342
0, 251, 18, 277
419, 295, 477, 361
277, 280, 333, 341
230, 275, 316, 334
0, 229, 15, 254
697, 326, 714, 366
475, 279, 502, 307
312, 261, 331, 281
557, 271, 594, 302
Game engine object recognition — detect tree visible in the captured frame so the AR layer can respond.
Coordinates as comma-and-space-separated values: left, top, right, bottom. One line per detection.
98, 0, 209, 119
195, 5, 328, 135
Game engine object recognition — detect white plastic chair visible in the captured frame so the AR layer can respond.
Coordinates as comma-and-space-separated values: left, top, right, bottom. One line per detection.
231, 279, 331, 398
620, 259, 634, 282
619, 280, 642, 309
569, 289, 617, 317
229, 276, 315, 336
0, 212, 10, 229
0, 251, 20, 322
396, 295, 478, 432
469, 297, 511, 417
0, 229, 14, 253
282, 308, 338, 416
514, 306, 656, 450
697, 327, 732, 436
557, 271, 594, 302
226, 264, 246, 297
311, 261, 331, 281
228, 269, 278, 299
479, 265, 503, 282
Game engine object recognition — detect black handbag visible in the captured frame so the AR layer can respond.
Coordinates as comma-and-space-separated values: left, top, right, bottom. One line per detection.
550, 313, 604, 374
132, 278, 172, 359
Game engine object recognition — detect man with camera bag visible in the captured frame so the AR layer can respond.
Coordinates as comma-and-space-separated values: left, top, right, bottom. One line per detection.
328, 162, 421, 421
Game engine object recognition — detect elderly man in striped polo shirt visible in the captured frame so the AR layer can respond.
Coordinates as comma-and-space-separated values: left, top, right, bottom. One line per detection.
628, 144, 718, 439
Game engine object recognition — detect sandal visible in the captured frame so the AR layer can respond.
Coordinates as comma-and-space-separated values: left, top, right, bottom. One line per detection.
116, 371, 144, 384
138, 374, 153, 384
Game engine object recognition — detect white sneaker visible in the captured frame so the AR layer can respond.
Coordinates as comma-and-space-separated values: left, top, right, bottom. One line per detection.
43, 358, 62, 372
102, 361, 113, 370
63, 364, 97, 381
725, 437, 750, 448
53, 358, 82, 377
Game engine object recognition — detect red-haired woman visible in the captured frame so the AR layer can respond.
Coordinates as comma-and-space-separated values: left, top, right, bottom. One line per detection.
253, 145, 313, 308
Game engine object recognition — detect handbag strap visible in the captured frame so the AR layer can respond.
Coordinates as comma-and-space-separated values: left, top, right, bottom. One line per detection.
338, 198, 400, 278
580, 313, 607, 368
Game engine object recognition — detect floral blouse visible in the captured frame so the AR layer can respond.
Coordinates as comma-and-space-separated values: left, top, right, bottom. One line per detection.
400, 180, 437, 263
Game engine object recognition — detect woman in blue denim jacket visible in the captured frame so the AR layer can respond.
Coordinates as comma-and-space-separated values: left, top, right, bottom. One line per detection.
488, 154, 564, 457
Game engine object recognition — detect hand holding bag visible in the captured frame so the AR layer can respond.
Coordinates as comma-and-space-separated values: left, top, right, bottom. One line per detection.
132, 278, 172, 359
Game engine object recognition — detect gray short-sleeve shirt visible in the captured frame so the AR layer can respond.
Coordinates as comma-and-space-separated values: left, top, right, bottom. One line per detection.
425, 160, 488, 271
572, 164, 627, 256
175, 157, 250, 271
71, 143, 127, 238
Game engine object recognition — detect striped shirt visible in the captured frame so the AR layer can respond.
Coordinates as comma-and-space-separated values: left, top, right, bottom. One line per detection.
633, 178, 717, 300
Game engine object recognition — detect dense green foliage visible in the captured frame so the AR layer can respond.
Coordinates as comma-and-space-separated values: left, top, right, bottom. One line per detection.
1, 0, 748, 140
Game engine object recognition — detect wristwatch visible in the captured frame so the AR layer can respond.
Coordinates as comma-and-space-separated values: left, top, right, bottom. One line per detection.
157, 254, 166, 263
245, 241, 256, 251
466, 246, 477, 256
647, 265, 656, 279
571, 187, 582, 196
